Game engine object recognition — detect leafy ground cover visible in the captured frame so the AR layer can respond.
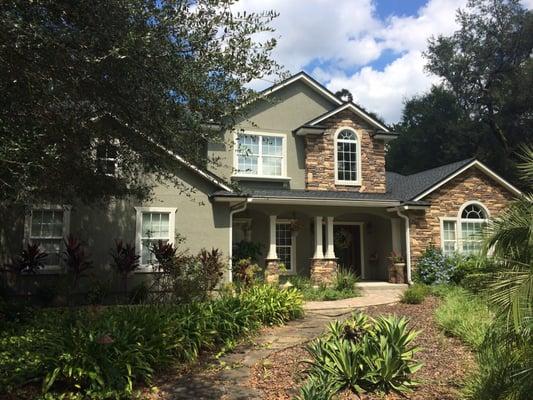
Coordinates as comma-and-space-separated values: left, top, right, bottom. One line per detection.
287, 269, 360, 301
249, 295, 475, 399
0, 284, 303, 399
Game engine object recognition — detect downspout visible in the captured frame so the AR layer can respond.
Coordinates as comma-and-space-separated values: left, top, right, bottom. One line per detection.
228, 199, 249, 283
396, 208, 413, 284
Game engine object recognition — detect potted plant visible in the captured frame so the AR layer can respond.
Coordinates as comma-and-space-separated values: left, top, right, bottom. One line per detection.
388, 251, 406, 283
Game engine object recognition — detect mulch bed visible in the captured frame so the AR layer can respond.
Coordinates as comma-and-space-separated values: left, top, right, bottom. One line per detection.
248, 296, 476, 399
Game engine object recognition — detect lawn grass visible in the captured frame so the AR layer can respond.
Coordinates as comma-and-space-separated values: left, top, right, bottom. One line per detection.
434, 285, 493, 349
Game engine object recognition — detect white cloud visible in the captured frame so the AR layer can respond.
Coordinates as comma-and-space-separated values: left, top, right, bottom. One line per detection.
235, 0, 531, 123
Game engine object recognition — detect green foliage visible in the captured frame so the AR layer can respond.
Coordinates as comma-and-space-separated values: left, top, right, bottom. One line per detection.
0, 284, 303, 398
460, 273, 497, 293
63, 235, 93, 293
128, 282, 150, 305
300, 313, 421, 398
11, 243, 47, 275
233, 241, 263, 263
0, 0, 282, 205
288, 271, 360, 301
388, 0, 533, 185
400, 284, 430, 304
233, 258, 261, 287
414, 245, 458, 285
109, 241, 140, 296
434, 286, 492, 349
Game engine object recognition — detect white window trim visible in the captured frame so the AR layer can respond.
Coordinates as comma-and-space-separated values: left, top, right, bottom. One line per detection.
276, 219, 297, 275
23, 204, 71, 273
334, 126, 362, 186
134, 206, 177, 272
439, 201, 490, 255
232, 131, 288, 179
439, 217, 458, 256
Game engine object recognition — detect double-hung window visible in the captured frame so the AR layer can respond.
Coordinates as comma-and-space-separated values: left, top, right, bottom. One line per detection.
440, 202, 488, 256
96, 141, 119, 177
135, 207, 176, 268
276, 221, 296, 273
235, 133, 285, 177
24, 205, 70, 270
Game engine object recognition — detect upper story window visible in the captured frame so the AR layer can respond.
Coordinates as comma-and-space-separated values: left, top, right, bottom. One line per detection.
24, 205, 71, 270
96, 141, 119, 177
235, 133, 285, 177
335, 128, 361, 185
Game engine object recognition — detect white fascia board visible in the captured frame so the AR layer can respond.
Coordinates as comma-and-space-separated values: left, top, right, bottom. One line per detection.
413, 160, 523, 201
247, 198, 400, 207
262, 73, 342, 106
90, 113, 233, 192
308, 103, 390, 133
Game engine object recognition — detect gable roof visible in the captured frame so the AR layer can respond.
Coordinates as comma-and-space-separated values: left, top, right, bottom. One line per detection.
304, 102, 392, 133
90, 113, 233, 192
260, 71, 342, 106
387, 158, 522, 201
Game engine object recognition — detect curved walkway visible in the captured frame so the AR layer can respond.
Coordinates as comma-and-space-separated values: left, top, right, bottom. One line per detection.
161, 286, 405, 399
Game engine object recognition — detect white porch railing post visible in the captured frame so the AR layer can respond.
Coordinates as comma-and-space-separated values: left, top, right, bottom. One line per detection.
325, 216, 336, 258
266, 215, 278, 259
313, 216, 324, 259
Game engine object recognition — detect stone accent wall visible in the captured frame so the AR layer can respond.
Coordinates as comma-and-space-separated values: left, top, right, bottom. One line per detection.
305, 109, 386, 193
407, 167, 516, 265
265, 259, 280, 284
310, 258, 338, 285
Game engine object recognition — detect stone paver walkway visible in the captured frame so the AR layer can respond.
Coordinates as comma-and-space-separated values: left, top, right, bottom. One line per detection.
162, 285, 406, 399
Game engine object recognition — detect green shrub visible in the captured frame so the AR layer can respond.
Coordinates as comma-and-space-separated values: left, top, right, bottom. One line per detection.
300, 312, 421, 398
1, 284, 303, 398
334, 268, 358, 291
414, 245, 458, 285
434, 286, 492, 349
460, 273, 498, 293
288, 273, 359, 301
400, 284, 430, 304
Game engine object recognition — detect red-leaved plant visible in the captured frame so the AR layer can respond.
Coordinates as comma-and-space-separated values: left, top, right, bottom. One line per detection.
63, 235, 93, 294
110, 240, 140, 296
12, 243, 47, 274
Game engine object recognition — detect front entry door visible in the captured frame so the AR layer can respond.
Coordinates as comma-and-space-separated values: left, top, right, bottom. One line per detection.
333, 224, 362, 277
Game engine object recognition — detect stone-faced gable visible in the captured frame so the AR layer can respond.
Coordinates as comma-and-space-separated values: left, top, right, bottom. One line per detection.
408, 167, 516, 263
304, 109, 386, 193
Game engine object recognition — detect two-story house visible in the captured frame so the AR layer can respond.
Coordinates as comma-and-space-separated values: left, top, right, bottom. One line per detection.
3, 71, 521, 286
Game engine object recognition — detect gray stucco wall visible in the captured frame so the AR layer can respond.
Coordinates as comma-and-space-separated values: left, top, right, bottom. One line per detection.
208, 80, 336, 189
0, 167, 231, 289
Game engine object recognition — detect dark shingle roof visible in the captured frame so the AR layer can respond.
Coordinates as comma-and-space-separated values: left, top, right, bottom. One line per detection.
212, 158, 477, 204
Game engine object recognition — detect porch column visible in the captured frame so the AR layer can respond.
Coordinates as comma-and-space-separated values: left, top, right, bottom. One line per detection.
312, 216, 324, 259
324, 216, 336, 258
266, 215, 278, 259
265, 214, 280, 284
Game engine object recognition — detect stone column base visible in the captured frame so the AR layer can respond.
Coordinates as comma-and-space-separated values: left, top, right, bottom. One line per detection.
265, 258, 280, 284
310, 258, 338, 286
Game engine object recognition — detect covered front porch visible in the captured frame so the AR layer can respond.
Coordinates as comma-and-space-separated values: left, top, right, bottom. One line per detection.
230, 201, 409, 284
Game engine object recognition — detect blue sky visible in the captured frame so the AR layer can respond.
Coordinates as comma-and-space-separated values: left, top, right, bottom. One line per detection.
234, 0, 533, 123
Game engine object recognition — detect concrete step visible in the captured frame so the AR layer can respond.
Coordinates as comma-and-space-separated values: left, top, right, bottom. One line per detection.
357, 281, 408, 292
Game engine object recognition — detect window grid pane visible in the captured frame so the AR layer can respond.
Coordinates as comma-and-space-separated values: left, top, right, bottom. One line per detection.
461, 221, 484, 255
337, 141, 357, 182
30, 209, 64, 266
141, 212, 171, 265
276, 223, 292, 269
442, 220, 457, 256
236, 134, 283, 176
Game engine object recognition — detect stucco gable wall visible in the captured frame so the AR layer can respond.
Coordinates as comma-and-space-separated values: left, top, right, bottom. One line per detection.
408, 167, 516, 263
207, 80, 337, 189
305, 109, 387, 193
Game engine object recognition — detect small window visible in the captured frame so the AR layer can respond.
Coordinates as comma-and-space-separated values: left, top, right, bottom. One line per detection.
135, 207, 176, 268
335, 128, 360, 185
25, 206, 70, 268
276, 222, 295, 272
235, 133, 284, 177
96, 141, 118, 176
442, 220, 457, 256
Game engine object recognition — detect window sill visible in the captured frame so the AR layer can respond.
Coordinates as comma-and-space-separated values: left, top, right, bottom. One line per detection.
135, 266, 155, 273
335, 180, 361, 187
232, 175, 291, 182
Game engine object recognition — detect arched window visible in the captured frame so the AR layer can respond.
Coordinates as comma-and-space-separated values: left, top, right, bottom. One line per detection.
441, 202, 489, 256
335, 128, 360, 185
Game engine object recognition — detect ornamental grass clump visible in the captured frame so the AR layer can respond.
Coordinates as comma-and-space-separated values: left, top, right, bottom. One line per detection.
299, 312, 421, 399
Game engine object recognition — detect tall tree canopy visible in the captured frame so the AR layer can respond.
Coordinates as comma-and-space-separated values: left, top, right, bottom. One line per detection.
387, 0, 533, 182
0, 0, 281, 205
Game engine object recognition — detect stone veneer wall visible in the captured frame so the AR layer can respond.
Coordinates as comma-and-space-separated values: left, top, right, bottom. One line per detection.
310, 258, 338, 285
305, 110, 386, 193
407, 167, 516, 265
